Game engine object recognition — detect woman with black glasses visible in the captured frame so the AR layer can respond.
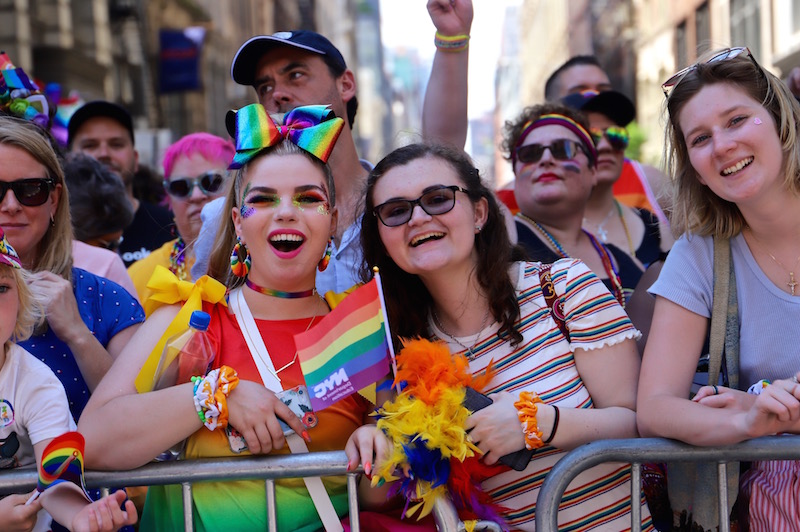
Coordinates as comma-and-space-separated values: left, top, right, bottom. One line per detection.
128, 133, 233, 311
638, 47, 800, 530
502, 103, 643, 305
358, 142, 652, 531
0, 116, 144, 423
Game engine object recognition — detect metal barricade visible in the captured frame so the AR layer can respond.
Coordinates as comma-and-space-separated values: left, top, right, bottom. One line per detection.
535, 436, 800, 532
0, 450, 502, 532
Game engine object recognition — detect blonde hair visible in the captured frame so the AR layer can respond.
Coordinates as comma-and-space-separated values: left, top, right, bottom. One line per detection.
665, 49, 800, 238
0, 117, 73, 279
0, 266, 44, 349
206, 141, 334, 288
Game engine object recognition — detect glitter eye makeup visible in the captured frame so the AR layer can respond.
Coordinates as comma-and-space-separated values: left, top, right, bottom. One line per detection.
292, 190, 330, 215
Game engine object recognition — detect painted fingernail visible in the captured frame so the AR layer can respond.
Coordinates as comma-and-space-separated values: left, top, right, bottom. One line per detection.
365, 461, 372, 476
302, 430, 311, 443
346, 460, 352, 472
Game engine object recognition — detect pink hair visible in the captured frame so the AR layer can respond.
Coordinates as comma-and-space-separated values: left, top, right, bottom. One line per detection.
162, 132, 235, 178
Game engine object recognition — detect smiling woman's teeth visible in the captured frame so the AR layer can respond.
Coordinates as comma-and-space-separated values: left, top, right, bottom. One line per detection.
411, 232, 444, 247
722, 156, 754, 175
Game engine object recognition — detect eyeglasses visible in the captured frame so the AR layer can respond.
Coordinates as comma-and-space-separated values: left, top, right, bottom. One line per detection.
590, 126, 629, 152
373, 185, 468, 227
164, 171, 226, 199
662, 47, 759, 99
0, 178, 55, 207
515, 139, 587, 165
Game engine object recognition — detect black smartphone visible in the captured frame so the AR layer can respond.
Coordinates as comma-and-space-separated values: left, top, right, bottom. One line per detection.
463, 387, 536, 471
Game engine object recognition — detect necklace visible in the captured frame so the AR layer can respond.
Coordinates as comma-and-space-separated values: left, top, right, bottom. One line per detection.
517, 213, 568, 257
613, 200, 636, 256
169, 237, 188, 280
749, 231, 800, 295
584, 207, 615, 242
246, 279, 316, 299
273, 312, 319, 374
431, 306, 491, 360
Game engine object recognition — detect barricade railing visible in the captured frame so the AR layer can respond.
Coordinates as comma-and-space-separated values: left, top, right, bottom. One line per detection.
535, 436, 800, 532
0, 450, 502, 532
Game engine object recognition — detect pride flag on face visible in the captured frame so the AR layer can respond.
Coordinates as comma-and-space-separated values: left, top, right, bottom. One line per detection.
295, 276, 394, 411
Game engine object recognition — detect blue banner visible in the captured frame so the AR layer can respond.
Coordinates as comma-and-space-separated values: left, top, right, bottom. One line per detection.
158, 27, 205, 93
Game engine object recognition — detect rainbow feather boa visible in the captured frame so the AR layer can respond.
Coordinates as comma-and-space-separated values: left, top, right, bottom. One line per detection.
372, 338, 509, 529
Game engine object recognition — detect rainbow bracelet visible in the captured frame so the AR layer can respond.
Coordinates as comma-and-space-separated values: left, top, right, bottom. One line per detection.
434, 32, 470, 52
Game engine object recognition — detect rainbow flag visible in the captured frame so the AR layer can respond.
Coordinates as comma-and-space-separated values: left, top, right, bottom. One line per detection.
28, 431, 91, 504
295, 278, 392, 411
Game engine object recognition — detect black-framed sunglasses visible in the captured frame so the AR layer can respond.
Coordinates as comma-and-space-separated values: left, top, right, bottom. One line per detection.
515, 139, 587, 165
662, 47, 759, 99
373, 185, 468, 227
0, 178, 55, 207
164, 171, 226, 199
590, 126, 630, 152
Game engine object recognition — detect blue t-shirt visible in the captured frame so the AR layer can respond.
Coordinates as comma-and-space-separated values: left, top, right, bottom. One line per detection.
18, 268, 144, 420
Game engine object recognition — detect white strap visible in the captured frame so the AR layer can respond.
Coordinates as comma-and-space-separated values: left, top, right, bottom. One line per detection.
287, 434, 345, 532
229, 287, 343, 531
230, 287, 282, 392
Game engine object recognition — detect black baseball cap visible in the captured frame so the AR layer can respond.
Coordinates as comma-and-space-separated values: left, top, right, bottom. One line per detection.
231, 31, 348, 87
561, 90, 636, 127
68, 101, 135, 147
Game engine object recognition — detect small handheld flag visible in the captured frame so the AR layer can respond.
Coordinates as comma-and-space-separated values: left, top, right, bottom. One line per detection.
26, 431, 91, 505
295, 277, 392, 411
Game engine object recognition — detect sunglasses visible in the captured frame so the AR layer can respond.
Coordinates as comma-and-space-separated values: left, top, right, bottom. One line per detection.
590, 126, 629, 152
515, 139, 588, 165
373, 185, 468, 227
98, 235, 124, 252
164, 171, 226, 199
0, 178, 55, 207
662, 47, 759, 99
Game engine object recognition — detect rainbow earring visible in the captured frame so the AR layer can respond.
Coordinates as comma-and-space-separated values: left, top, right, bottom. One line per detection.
318, 238, 333, 272
230, 237, 251, 277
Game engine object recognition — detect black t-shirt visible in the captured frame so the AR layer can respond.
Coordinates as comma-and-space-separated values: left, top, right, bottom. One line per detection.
119, 201, 174, 267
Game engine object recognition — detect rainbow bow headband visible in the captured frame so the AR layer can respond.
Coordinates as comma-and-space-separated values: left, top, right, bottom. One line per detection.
227, 104, 344, 169
513, 113, 597, 166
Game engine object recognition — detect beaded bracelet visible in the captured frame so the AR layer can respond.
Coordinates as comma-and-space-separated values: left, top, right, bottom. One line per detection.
514, 391, 545, 450
191, 366, 240, 431
434, 32, 470, 52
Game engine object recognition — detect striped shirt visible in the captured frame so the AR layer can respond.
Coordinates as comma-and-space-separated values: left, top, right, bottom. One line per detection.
429, 260, 653, 531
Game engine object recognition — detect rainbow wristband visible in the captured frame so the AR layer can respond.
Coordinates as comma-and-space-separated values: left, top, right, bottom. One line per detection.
434, 32, 470, 52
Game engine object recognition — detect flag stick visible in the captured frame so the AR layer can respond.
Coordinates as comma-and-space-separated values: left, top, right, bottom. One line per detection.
372, 267, 399, 392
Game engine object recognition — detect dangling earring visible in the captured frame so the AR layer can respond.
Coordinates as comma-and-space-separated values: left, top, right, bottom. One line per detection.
50, 212, 55, 227
318, 237, 333, 272
230, 236, 251, 277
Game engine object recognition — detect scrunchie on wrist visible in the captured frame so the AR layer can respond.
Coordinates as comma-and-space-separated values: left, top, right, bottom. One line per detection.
192, 366, 240, 431
514, 391, 544, 450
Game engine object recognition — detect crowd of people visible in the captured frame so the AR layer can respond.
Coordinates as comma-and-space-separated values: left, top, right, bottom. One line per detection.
0, 0, 799, 530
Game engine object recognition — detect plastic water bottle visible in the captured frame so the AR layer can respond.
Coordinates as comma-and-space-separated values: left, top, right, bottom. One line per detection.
153, 310, 215, 390
153, 310, 215, 460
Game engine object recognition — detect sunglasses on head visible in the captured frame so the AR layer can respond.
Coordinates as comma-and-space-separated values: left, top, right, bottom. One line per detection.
515, 139, 588, 165
164, 171, 226, 199
373, 185, 468, 227
590, 126, 629, 152
662, 47, 759, 99
0, 178, 55, 207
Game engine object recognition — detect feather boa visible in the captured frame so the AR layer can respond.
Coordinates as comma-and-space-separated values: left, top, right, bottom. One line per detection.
373, 338, 509, 530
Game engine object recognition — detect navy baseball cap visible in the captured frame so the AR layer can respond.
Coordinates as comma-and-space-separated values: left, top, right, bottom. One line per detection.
231, 31, 348, 86
68, 101, 135, 147
561, 90, 636, 127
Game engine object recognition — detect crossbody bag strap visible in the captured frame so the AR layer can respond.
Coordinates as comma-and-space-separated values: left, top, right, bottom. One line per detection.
539, 263, 570, 342
708, 237, 731, 386
229, 287, 343, 532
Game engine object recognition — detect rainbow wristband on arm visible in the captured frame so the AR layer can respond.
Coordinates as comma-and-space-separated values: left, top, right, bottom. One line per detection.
434, 32, 470, 52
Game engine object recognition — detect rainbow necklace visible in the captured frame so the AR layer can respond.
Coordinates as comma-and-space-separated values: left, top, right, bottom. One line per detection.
245, 279, 316, 299
169, 237, 187, 280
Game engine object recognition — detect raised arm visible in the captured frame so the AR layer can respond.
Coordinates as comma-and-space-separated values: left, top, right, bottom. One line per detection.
422, 0, 473, 148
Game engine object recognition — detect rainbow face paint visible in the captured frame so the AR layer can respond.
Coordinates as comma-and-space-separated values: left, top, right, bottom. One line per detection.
561, 161, 582, 174
240, 185, 330, 215
292, 189, 330, 215
239, 183, 255, 218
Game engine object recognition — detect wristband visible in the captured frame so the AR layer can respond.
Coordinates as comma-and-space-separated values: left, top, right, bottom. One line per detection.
514, 391, 544, 450
542, 405, 560, 445
434, 32, 470, 52
192, 366, 240, 431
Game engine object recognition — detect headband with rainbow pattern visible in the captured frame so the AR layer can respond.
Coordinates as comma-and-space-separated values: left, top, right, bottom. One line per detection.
512, 113, 597, 166
227, 104, 344, 169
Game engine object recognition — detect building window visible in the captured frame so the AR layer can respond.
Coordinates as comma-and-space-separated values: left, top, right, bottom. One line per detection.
695, 3, 710, 56
730, 0, 761, 61
676, 21, 688, 69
